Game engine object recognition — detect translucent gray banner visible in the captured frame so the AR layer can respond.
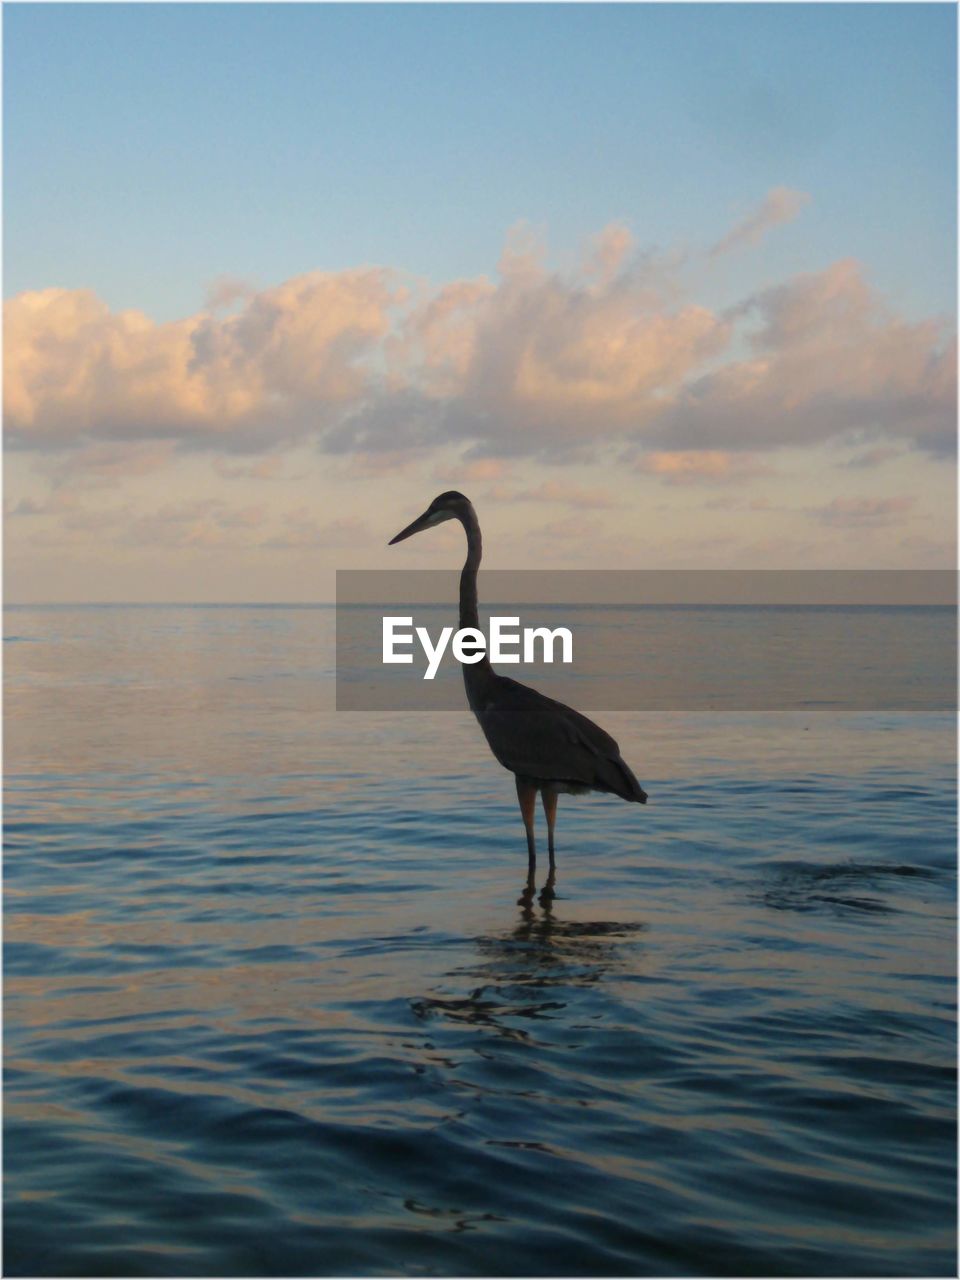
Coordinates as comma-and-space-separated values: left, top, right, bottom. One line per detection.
336, 571, 957, 712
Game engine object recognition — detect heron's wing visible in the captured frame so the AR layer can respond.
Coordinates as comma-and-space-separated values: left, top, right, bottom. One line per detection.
477, 677, 645, 801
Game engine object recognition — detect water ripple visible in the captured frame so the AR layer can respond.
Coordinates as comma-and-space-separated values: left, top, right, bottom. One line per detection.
4, 606, 956, 1276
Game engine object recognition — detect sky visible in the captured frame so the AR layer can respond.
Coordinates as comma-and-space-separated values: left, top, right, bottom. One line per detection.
4, 2, 957, 602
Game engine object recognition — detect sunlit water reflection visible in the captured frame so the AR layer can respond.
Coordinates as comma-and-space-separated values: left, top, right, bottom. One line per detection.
5, 606, 956, 1276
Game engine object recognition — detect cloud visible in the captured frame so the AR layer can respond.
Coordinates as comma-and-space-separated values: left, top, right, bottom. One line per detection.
808, 495, 916, 528
204, 275, 257, 311
529, 514, 606, 542
5, 492, 79, 517
108, 499, 270, 548
215, 504, 266, 529
213, 455, 287, 481
5, 226, 731, 461
8, 495, 274, 550
647, 260, 956, 455
339, 450, 426, 478
898, 535, 956, 565
37, 441, 175, 489
432, 458, 507, 484
452, 232, 728, 452
5, 229, 954, 468
260, 512, 371, 551
633, 450, 776, 485
333, 226, 728, 460
839, 445, 902, 470
700, 495, 778, 512
483, 480, 624, 508
5, 270, 397, 451
582, 223, 636, 285
709, 186, 811, 257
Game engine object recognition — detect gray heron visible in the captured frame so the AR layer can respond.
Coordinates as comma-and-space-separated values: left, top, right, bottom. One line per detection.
389, 492, 647, 887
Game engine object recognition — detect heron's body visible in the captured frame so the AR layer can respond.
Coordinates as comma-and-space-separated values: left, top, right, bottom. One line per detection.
464, 670, 647, 801
390, 492, 646, 884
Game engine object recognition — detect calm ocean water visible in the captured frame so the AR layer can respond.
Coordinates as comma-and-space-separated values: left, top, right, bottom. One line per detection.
5, 605, 957, 1277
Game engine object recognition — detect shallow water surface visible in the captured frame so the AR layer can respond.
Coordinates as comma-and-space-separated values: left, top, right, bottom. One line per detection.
5, 606, 957, 1276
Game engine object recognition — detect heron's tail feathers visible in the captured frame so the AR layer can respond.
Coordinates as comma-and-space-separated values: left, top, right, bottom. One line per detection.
598, 756, 648, 804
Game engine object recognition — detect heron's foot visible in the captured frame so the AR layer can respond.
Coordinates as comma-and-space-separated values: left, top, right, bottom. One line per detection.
518, 872, 536, 908
539, 868, 557, 904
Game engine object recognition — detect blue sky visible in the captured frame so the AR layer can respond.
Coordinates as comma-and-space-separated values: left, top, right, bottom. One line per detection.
4, 3, 956, 601
5, 3, 956, 320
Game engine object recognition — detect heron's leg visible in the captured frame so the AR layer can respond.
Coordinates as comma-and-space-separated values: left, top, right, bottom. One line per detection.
515, 777, 538, 874
541, 789, 558, 870
518, 872, 536, 912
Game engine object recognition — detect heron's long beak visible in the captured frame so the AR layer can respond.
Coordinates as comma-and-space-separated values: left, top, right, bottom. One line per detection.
388, 508, 433, 545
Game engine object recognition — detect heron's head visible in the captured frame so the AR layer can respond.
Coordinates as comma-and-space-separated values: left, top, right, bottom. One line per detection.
388, 491, 472, 545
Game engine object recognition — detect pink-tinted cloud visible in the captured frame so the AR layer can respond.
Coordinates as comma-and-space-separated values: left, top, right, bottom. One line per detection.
5, 270, 397, 450
649, 261, 956, 455
341, 224, 728, 459
339, 450, 426, 478
840, 445, 902, 470
213, 455, 286, 481
809, 495, 916, 528
484, 480, 624, 508
204, 275, 257, 311
633, 450, 776, 485
432, 458, 507, 484
37, 442, 175, 489
5, 231, 955, 467
700, 495, 778, 512
14, 496, 274, 550
5, 491, 79, 518
582, 223, 636, 285
261, 513, 371, 551
529, 514, 606, 542
709, 186, 811, 257
108, 499, 258, 549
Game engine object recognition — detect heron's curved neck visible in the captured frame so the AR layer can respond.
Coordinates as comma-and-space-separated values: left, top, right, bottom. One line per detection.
458, 503, 495, 702
458, 504, 483, 633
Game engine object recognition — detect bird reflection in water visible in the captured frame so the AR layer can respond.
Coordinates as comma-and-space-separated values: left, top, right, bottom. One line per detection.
410, 887, 645, 1044
492, 880, 646, 992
